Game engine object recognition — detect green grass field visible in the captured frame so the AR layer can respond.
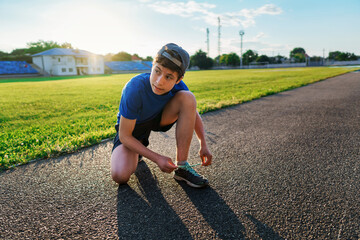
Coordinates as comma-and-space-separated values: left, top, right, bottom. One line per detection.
0, 67, 357, 169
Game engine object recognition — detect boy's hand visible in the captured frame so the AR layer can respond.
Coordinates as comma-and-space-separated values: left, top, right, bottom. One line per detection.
156, 156, 177, 173
199, 146, 212, 166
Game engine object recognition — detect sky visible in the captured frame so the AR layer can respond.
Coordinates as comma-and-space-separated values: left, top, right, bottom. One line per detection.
0, 0, 359, 58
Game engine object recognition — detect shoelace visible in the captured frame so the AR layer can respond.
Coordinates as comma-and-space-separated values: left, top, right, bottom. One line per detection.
177, 163, 202, 176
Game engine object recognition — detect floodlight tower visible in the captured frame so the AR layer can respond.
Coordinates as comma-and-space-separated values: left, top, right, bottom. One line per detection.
239, 30, 245, 68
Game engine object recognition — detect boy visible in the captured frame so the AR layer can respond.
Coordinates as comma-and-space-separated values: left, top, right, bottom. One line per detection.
111, 43, 212, 188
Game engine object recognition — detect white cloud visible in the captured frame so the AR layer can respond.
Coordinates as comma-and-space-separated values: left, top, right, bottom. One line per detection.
245, 32, 266, 43
220, 4, 282, 27
146, 1, 282, 28
256, 4, 283, 15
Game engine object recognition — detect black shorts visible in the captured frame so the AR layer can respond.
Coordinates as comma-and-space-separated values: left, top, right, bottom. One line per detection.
112, 111, 176, 152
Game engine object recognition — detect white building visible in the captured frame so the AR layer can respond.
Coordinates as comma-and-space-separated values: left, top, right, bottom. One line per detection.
32, 48, 104, 76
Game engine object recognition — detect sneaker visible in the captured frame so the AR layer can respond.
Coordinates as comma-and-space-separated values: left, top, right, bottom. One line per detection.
174, 162, 209, 188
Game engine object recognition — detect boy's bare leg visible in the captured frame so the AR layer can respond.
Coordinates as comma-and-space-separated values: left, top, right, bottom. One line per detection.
160, 91, 197, 164
111, 145, 138, 184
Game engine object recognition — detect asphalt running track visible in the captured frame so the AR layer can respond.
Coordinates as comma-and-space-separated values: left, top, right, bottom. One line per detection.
1, 72, 359, 239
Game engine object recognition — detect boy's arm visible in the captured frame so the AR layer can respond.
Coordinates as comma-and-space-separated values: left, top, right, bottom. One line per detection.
119, 116, 177, 173
194, 111, 212, 166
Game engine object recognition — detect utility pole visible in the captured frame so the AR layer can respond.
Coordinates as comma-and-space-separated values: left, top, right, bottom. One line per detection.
218, 17, 221, 61
206, 28, 210, 56
239, 30, 244, 68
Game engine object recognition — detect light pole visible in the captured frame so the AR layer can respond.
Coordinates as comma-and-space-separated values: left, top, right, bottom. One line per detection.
239, 30, 245, 68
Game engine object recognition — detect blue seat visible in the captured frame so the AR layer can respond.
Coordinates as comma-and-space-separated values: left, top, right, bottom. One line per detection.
0, 61, 38, 74
105, 61, 152, 72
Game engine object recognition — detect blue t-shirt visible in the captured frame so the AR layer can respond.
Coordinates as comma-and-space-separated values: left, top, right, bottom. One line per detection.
117, 73, 189, 124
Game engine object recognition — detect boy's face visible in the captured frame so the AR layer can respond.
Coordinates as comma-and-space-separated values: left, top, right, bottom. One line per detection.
150, 63, 182, 95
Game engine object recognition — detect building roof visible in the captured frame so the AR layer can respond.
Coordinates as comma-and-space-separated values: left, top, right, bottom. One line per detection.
32, 48, 98, 57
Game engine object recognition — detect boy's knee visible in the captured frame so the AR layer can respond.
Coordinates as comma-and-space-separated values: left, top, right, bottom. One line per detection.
111, 171, 131, 185
176, 91, 196, 108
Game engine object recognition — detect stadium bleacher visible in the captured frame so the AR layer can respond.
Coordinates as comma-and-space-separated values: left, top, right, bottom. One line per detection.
0, 61, 38, 75
105, 61, 152, 72
142, 61, 153, 68
0, 60, 152, 75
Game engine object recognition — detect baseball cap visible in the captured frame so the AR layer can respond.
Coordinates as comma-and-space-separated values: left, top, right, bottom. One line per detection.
157, 43, 190, 76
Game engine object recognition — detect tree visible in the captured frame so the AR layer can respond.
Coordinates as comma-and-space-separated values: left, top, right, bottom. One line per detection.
256, 55, 270, 64
328, 51, 341, 60
112, 51, 132, 61
0, 40, 74, 62
104, 53, 114, 62
293, 53, 305, 62
219, 54, 228, 65
290, 47, 306, 58
329, 51, 358, 61
242, 50, 258, 65
268, 55, 286, 64
289, 47, 306, 63
219, 53, 240, 66
0, 50, 9, 57
26, 40, 62, 55
11, 48, 27, 56
274, 55, 286, 63
18, 40, 74, 55
0, 49, 32, 62
342, 52, 358, 61
190, 50, 213, 70
144, 56, 153, 61
227, 53, 240, 66
60, 42, 73, 49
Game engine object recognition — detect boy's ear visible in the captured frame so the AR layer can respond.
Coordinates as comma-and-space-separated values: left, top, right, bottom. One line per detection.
176, 76, 184, 84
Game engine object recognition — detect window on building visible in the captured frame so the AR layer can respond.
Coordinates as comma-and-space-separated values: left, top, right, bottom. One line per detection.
62, 68, 66, 72
58, 58, 61, 62
69, 68, 73, 72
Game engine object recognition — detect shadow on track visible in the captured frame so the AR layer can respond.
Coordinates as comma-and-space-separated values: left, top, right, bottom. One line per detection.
178, 181, 247, 239
245, 214, 285, 240
116, 162, 192, 240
